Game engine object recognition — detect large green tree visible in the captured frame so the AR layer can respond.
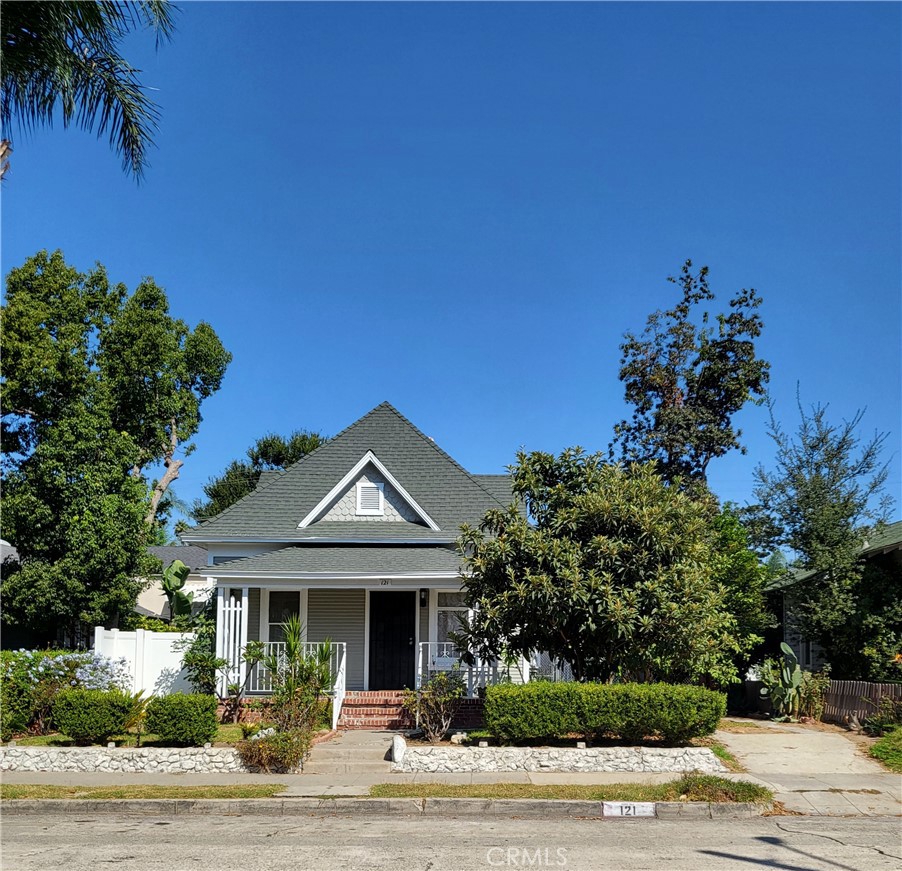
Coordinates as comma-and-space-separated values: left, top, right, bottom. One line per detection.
1, 1, 175, 177
1, 250, 230, 637
191, 430, 327, 522
611, 260, 770, 486
457, 450, 751, 686
746, 400, 895, 678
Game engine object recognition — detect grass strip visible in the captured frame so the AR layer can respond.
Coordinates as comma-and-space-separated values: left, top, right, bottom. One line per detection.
870, 727, 902, 773
0, 784, 284, 800
370, 774, 772, 803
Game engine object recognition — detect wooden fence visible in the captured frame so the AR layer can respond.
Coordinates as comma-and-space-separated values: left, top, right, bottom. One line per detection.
822, 680, 902, 725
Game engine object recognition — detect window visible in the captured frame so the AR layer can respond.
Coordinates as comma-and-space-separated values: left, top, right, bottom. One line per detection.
268, 591, 300, 643
436, 591, 468, 644
356, 482, 384, 515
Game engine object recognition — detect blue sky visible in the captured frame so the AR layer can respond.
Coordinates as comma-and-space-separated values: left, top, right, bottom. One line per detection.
3, 2, 900, 523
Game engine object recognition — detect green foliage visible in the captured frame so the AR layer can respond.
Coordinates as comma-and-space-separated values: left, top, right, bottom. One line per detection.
1, 1, 176, 177
222, 641, 266, 723
192, 429, 326, 522
869, 727, 902, 773
862, 695, 902, 737
747, 400, 895, 679
179, 615, 227, 696
1, 251, 230, 639
235, 729, 312, 773
798, 666, 831, 721
50, 688, 134, 744
458, 451, 743, 685
402, 670, 466, 743
160, 559, 193, 623
145, 693, 218, 746
610, 260, 769, 486
484, 682, 725, 744
759, 643, 803, 720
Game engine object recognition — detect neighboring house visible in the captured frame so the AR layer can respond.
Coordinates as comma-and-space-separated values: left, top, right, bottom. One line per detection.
137, 545, 213, 620
774, 520, 902, 668
182, 402, 523, 715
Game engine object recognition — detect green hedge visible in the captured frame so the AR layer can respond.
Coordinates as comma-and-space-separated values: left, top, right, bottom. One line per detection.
146, 694, 218, 746
484, 682, 726, 744
51, 689, 135, 745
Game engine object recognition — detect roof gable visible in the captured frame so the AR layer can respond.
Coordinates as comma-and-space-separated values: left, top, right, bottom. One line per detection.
185, 403, 511, 542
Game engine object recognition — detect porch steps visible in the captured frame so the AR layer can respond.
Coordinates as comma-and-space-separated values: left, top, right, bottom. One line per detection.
337, 691, 414, 731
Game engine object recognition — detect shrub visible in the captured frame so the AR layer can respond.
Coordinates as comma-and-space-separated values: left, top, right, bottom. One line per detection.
484, 682, 725, 744
236, 729, 312, 772
870, 727, 902, 773
146, 693, 219, 746
863, 695, 902, 737
402, 670, 466, 743
798, 667, 831, 721
1, 649, 131, 739
51, 689, 135, 745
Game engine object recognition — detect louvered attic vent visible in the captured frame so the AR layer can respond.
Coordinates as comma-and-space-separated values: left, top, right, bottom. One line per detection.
356, 482, 384, 515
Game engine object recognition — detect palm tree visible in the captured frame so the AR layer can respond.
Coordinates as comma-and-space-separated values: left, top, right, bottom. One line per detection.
1, 1, 176, 178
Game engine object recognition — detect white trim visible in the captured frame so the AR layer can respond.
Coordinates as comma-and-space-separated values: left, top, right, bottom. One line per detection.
297, 451, 440, 530
355, 481, 384, 515
204, 570, 464, 581
184, 537, 456, 545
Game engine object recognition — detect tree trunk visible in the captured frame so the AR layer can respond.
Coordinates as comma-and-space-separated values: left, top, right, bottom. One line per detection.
145, 420, 183, 526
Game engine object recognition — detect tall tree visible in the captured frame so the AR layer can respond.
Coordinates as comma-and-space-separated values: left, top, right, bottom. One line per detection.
192, 430, 327, 522
1, 250, 229, 636
611, 260, 770, 486
746, 399, 894, 677
1, 1, 175, 177
457, 450, 749, 686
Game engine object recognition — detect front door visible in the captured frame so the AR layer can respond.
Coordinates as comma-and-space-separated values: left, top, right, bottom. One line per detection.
368, 591, 416, 689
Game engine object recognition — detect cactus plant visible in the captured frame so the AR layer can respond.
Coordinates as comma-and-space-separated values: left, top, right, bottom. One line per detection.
759, 642, 803, 720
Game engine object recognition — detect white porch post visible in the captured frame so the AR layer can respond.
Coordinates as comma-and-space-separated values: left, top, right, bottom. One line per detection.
238, 586, 249, 688
214, 585, 226, 697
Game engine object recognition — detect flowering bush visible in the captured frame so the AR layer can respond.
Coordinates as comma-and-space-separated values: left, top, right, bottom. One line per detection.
1, 649, 132, 739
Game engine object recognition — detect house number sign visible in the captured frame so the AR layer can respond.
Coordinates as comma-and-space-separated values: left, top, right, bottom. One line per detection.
602, 802, 655, 817
379, 579, 392, 586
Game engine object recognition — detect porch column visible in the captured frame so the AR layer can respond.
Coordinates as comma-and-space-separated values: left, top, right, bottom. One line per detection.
214, 584, 226, 696
238, 586, 249, 688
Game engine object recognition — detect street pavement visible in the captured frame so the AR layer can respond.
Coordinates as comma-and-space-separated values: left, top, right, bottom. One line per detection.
3, 812, 900, 870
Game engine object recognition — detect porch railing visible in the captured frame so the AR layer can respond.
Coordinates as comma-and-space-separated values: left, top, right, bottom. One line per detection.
416, 642, 506, 696
246, 641, 347, 731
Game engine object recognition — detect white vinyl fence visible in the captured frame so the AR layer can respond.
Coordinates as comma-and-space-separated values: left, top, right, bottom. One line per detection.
93, 627, 194, 696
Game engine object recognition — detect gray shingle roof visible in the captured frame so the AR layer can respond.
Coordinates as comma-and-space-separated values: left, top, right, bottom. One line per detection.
184, 403, 512, 543
206, 545, 463, 576
147, 545, 209, 571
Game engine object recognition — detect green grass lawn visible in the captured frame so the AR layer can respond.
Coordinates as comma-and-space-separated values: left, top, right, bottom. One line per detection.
6, 723, 245, 748
0, 784, 283, 800
370, 774, 772, 804
870, 727, 902, 773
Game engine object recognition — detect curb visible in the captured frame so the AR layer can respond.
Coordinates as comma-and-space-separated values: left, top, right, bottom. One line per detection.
0, 797, 772, 819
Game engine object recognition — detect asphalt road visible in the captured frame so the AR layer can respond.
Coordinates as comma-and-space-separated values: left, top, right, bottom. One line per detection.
2, 813, 900, 871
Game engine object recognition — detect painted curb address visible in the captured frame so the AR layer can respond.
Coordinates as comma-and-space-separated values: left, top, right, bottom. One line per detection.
1, 798, 771, 819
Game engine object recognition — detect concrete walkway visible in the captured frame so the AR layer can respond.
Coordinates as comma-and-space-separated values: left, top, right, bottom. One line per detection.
714, 720, 900, 816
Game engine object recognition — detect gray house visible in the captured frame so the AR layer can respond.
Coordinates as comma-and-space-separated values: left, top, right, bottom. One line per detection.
182, 403, 524, 725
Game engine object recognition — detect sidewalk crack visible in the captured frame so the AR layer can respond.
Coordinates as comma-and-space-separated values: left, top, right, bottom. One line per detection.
774, 821, 902, 861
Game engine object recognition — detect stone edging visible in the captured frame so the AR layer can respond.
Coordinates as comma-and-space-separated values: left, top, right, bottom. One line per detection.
390, 736, 726, 773
0, 746, 248, 773
1, 798, 772, 819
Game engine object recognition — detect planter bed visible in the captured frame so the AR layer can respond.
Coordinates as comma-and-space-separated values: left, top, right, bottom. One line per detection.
390, 735, 725, 773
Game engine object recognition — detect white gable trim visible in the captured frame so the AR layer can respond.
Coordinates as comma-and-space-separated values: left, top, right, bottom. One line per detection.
297, 450, 440, 531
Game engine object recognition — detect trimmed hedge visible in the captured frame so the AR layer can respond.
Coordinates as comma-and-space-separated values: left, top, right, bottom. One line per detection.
51, 689, 134, 745
146, 693, 218, 746
484, 682, 726, 744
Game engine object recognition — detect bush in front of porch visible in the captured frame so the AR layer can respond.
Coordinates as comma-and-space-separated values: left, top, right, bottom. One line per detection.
484, 682, 725, 744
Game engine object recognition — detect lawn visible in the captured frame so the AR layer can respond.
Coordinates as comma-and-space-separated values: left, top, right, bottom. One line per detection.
870, 727, 902, 773
0, 784, 284, 800
370, 774, 772, 804
6, 723, 245, 748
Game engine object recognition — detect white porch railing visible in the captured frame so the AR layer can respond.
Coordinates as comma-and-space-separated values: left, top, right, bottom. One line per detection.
417, 642, 508, 696
245, 641, 347, 731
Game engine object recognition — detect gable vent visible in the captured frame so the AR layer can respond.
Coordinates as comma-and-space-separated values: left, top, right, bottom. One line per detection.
356, 482, 384, 515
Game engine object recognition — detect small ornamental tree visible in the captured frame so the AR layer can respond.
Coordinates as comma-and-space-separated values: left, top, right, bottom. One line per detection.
457, 450, 744, 686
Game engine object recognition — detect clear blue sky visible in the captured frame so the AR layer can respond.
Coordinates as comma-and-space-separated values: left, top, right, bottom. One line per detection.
3, 2, 900, 524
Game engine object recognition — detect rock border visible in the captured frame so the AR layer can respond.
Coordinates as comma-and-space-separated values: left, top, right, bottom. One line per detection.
390, 736, 726, 773
1, 797, 771, 818
0, 746, 251, 774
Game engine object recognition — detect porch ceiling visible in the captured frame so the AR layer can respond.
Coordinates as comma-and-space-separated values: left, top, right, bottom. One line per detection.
204, 544, 464, 577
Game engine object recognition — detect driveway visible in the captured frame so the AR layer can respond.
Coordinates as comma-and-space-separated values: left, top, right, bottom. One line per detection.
716, 719, 900, 816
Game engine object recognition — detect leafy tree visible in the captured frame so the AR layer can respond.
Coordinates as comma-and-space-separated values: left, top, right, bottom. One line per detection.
611, 260, 770, 486
1, 250, 228, 638
457, 450, 746, 686
746, 399, 895, 678
1, 1, 176, 178
192, 429, 326, 521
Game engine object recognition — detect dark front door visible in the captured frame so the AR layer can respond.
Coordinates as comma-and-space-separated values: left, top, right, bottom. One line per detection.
368, 591, 416, 690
